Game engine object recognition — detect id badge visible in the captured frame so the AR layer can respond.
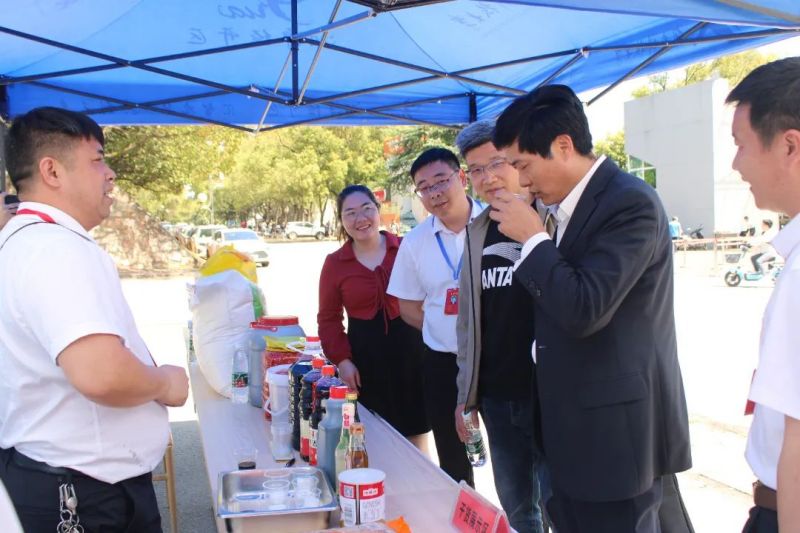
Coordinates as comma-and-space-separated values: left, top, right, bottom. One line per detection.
444, 287, 459, 315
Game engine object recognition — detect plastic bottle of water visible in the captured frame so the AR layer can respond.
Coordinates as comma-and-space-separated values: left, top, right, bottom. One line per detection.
463, 410, 486, 467
231, 345, 249, 404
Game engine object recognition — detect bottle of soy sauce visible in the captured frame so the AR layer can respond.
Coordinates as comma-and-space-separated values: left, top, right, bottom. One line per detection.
299, 357, 325, 461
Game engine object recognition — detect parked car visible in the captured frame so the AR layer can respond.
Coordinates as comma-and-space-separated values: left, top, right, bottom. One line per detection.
284, 221, 325, 240
190, 224, 226, 257
207, 228, 270, 267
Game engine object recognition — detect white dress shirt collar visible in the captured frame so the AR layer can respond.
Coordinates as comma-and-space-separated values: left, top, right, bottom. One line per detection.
554, 155, 606, 225
432, 196, 485, 235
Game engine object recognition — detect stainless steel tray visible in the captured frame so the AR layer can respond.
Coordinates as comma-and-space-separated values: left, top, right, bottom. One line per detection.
217, 466, 337, 519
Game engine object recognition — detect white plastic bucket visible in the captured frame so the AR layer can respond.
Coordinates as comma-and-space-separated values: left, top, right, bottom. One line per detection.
338, 468, 386, 526
264, 364, 291, 423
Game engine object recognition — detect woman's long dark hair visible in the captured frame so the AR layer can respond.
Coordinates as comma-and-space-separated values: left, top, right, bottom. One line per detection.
336, 184, 381, 242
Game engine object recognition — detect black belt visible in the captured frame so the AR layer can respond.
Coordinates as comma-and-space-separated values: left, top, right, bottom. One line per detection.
425, 346, 457, 357
6, 448, 86, 478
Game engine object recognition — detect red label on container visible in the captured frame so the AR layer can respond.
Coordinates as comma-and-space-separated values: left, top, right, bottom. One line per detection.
310, 428, 318, 465
358, 481, 384, 499
339, 479, 386, 526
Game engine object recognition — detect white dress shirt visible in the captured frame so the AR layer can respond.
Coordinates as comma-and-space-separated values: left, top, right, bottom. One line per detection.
516, 155, 607, 266
388, 198, 485, 353
746, 215, 800, 490
511, 156, 606, 363
0, 202, 169, 483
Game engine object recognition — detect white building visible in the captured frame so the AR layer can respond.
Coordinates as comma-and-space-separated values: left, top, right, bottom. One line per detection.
624, 77, 773, 236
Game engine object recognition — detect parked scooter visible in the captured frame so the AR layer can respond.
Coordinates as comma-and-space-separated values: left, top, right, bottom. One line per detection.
723, 244, 782, 287
676, 224, 709, 250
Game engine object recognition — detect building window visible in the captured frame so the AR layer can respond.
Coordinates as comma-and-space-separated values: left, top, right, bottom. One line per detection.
629, 156, 657, 188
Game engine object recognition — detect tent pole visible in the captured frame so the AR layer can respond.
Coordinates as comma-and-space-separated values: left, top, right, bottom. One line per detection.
588, 22, 708, 105
262, 93, 469, 130
468, 93, 477, 123
29, 81, 254, 132
0, 122, 6, 193
0, 86, 7, 192
537, 50, 587, 88
291, 0, 299, 104
715, 0, 800, 25
297, 0, 343, 105
256, 52, 293, 133
86, 89, 229, 115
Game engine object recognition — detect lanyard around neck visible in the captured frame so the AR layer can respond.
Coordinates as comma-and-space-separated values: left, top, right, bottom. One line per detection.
435, 232, 463, 281
16, 208, 56, 223
14, 208, 92, 243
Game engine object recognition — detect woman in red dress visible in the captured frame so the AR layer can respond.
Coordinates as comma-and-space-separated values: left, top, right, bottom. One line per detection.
318, 185, 429, 451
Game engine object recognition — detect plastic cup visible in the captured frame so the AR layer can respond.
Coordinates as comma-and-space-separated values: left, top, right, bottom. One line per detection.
291, 472, 318, 491
262, 479, 290, 506
294, 487, 322, 508
271, 421, 294, 461
263, 469, 291, 482
233, 445, 258, 470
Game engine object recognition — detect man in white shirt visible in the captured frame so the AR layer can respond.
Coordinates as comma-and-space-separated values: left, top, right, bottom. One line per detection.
0, 107, 189, 532
388, 147, 484, 487
727, 57, 800, 533
488, 85, 692, 533
749, 218, 779, 274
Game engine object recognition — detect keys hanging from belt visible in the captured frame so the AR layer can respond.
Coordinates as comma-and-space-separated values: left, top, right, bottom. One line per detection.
58, 483, 84, 533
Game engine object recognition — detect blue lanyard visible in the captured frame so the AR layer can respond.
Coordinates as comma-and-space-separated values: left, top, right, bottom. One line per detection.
435, 232, 462, 281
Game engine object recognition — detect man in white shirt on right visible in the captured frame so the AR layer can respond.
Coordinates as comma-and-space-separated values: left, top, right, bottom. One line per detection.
727, 57, 800, 532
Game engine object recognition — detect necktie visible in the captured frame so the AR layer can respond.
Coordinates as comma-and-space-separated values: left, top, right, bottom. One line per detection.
545, 210, 558, 242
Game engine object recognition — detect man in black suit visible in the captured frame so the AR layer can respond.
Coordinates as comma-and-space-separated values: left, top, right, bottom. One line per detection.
489, 84, 692, 533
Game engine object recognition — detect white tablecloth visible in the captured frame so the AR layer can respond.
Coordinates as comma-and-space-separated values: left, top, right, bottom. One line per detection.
189, 362, 460, 532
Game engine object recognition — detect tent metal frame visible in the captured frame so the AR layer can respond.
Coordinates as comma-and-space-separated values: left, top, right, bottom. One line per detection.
0, 0, 798, 130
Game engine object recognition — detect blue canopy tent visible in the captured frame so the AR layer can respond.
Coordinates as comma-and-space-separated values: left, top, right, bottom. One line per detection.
0, 0, 798, 133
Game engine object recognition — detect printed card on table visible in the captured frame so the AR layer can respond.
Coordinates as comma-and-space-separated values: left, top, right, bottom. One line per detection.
450, 480, 511, 533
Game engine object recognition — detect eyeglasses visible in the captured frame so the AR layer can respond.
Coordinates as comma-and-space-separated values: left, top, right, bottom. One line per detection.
342, 204, 378, 221
413, 170, 459, 198
465, 159, 509, 181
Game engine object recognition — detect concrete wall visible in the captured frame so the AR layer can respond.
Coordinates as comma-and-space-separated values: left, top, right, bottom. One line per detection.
624, 78, 769, 236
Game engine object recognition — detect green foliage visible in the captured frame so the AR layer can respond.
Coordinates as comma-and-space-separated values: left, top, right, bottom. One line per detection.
631, 50, 775, 99
594, 131, 628, 171
108, 124, 395, 225
105, 125, 243, 221
384, 126, 459, 195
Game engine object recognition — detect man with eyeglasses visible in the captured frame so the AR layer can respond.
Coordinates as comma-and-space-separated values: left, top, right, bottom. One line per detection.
489, 85, 692, 533
387, 147, 485, 488
453, 119, 547, 533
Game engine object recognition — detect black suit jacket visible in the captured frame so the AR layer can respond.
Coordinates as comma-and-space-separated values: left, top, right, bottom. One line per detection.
515, 158, 691, 502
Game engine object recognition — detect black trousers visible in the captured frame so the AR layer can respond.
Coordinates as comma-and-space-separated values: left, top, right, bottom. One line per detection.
742, 505, 778, 533
658, 473, 694, 533
547, 476, 664, 533
423, 347, 474, 488
0, 447, 161, 533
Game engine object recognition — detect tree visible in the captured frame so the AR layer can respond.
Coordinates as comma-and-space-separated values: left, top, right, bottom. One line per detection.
594, 131, 628, 171
105, 125, 243, 221
630, 50, 775, 98
384, 126, 458, 195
